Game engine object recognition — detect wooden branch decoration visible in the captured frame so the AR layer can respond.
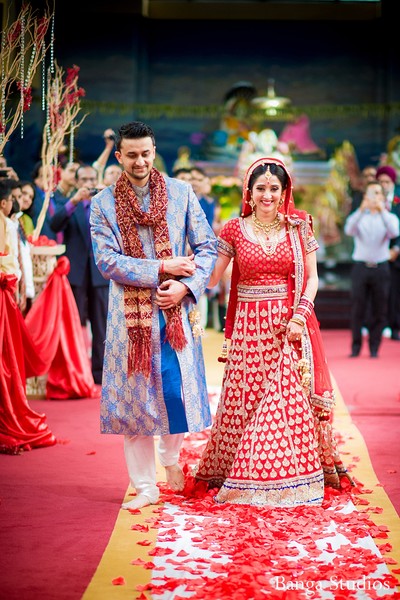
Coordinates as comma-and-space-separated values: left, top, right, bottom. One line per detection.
0, 4, 53, 155
33, 61, 87, 241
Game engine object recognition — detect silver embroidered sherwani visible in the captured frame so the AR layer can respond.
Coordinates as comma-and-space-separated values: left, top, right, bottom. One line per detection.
90, 176, 218, 436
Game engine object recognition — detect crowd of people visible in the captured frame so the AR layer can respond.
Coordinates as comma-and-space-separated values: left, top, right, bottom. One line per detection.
1, 121, 400, 511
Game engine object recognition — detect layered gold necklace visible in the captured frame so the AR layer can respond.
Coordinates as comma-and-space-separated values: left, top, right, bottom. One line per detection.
251, 212, 282, 256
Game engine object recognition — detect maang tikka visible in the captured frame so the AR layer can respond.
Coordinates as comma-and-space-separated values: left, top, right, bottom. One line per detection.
264, 165, 272, 183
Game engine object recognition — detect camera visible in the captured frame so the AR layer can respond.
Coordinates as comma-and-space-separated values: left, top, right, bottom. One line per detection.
0, 169, 9, 177
89, 188, 99, 197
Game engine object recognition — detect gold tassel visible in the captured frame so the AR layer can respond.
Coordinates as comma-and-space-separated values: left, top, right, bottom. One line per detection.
188, 307, 204, 339
218, 338, 228, 363
297, 356, 311, 389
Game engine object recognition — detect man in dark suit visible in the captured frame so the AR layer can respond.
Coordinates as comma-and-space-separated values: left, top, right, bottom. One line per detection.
29, 161, 59, 242
50, 164, 109, 384
376, 165, 400, 340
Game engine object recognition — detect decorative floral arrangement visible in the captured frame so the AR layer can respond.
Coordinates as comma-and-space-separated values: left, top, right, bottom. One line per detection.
0, 4, 53, 154
27, 235, 57, 247
211, 175, 242, 223
33, 61, 87, 242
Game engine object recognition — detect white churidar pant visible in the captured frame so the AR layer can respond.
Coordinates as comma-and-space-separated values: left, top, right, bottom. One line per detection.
124, 433, 185, 502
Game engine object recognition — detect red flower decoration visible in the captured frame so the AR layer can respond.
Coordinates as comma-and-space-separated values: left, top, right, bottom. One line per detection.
16, 82, 33, 111
52, 165, 62, 187
36, 17, 49, 43
27, 234, 57, 247
65, 65, 80, 86
8, 20, 21, 43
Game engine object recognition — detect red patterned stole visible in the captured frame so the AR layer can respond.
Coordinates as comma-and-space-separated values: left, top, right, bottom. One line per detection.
114, 169, 187, 379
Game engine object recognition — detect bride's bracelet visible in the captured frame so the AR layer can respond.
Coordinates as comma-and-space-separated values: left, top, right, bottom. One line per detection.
290, 316, 305, 327
294, 295, 314, 322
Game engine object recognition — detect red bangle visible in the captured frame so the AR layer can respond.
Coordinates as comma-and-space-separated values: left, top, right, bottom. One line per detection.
160, 260, 164, 274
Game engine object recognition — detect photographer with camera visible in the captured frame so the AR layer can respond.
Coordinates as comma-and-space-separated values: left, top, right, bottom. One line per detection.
344, 180, 399, 358
92, 128, 117, 187
0, 156, 19, 181
50, 164, 109, 384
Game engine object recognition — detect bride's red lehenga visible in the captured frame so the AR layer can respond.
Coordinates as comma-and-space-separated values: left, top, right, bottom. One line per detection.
0, 273, 56, 454
194, 157, 350, 507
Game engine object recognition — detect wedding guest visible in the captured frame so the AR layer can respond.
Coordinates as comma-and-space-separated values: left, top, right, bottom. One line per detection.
376, 165, 400, 340
8, 181, 34, 314
92, 128, 117, 186
54, 161, 81, 200
102, 164, 122, 187
0, 156, 19, 181
344, 180, 399, 357
349, 164, 377, 214
50, 164, 109, 384
0, 180, 20, 283
173, 167, 192, 183
18, 180, 35, 237
190, 166, 219, 329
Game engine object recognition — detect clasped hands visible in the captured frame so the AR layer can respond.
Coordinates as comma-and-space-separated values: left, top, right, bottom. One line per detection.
155, 254, 195, 310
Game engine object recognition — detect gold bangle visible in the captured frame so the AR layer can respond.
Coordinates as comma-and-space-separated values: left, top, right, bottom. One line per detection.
290, 317, 305, 327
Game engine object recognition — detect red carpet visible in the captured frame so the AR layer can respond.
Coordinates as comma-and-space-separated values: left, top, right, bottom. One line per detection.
321, 330, 400, 514
0, 329, 399, 600
0, 397, 127, 600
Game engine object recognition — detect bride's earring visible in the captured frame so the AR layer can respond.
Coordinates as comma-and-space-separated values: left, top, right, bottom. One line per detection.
248, 196, 255, 211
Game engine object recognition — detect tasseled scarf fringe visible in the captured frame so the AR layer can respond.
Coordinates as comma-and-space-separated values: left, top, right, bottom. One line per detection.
128, 328, 152, 379
166, 311, 188, 352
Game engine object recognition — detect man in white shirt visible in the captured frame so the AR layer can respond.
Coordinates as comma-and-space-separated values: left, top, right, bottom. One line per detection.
344, 180, 399, 357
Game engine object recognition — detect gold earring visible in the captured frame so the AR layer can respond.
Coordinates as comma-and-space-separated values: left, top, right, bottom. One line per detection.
249, 197, 255, 210
279, 198, 284, 207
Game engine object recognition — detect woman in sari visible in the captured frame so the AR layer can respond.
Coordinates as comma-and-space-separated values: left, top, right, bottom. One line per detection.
194, 157, 351, 507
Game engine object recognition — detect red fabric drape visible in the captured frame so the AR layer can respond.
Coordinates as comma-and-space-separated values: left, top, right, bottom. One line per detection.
25, 256, 99, 400
0, 273, 56, 453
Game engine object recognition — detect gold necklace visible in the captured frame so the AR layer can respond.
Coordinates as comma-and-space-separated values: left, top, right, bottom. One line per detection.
254, 229, 280, 256
251, 212, 282, 256
252, 212, 281, 235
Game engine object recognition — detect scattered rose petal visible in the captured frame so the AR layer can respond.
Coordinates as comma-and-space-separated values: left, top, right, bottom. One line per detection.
137, 540, 152, 546
131, 524, 149, 532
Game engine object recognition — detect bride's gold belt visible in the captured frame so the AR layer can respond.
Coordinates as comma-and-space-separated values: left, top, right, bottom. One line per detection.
237, 283, 288, 302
